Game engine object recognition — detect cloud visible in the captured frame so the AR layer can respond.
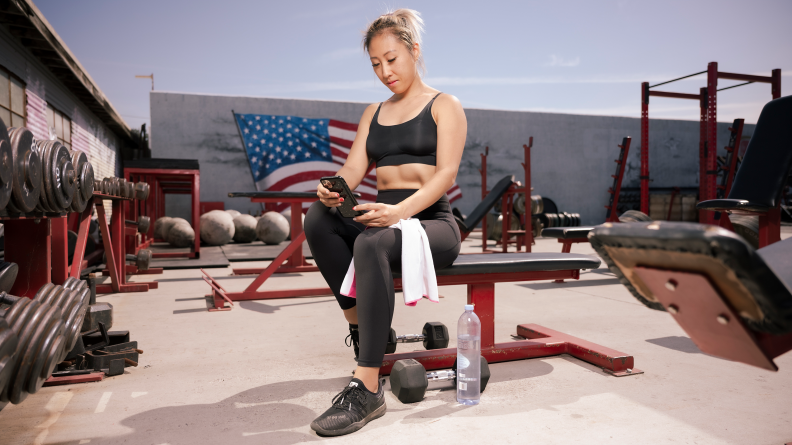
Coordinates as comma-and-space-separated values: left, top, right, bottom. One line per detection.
320, 47, 364, 62
543, 55, 580, 67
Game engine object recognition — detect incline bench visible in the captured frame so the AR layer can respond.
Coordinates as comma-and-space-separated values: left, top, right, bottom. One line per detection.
590, 221, 792, 371
204, 249, 645, 376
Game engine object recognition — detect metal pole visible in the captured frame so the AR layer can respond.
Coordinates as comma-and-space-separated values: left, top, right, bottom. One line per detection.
640, 82, 650, 215
706, 62, 718, 225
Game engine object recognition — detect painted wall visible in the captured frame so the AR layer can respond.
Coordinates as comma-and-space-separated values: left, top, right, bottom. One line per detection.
151, 91, 755, 225
0, 25, 121, 184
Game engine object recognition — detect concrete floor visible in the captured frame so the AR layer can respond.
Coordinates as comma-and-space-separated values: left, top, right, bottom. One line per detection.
2, 229, 792, 445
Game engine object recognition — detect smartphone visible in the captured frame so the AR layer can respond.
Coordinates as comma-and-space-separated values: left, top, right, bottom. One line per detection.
320, 176, 364, 218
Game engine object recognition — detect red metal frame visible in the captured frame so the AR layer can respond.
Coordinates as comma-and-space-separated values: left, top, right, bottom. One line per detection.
476, 139, 534, 254
633, 266, 792, 371
124, 167, 200, 259
94, 193, 159, 294
203, 265, 639, 376
230, 196, 319, 276
606, 137, 632, 223
640, 63, 781, 224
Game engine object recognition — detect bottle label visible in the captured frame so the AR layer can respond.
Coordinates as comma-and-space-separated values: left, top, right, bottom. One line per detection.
458, 382, 467, 391
457, 355, 470, 369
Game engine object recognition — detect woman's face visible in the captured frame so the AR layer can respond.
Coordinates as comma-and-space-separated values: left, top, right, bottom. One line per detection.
368, 32, 419, 94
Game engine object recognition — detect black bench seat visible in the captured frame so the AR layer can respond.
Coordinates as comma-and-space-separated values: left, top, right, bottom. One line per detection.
393, 252, 600, 277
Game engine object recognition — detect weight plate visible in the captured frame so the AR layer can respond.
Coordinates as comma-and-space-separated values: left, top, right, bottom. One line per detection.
39, 284, 61, 308
137, 249, 152, 271
0, 318, 18, 400
134, 182, 146, 200
0, 119, 13, 210
34, 283, 55, 302
51, 286, 71, 310
138, 216, 151, 234
80, 163, 95, 200
59, 295, 83, 355
38, 140, 56, 212
47, 142, 76, 210
7, 128, 42, 213
6, 299, 47, 404
26, 305, 65, 395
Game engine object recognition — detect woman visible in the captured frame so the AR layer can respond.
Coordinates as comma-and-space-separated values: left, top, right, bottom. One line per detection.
304, 8, 466, 436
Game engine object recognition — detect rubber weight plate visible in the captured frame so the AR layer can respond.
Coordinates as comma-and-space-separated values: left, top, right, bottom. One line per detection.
69, 151, 93, 212
6, 127, 41, 213
46, 142, 76, 210
0, 318, 18, 401
0, 119, 14, 210
38, 139, 56, 212
25, 304, 65, 396
0, 261, 18, 293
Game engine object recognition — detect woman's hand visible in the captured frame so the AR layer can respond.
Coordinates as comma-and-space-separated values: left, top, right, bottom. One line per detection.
317, 182, 343, 208
352, 203, 407, 227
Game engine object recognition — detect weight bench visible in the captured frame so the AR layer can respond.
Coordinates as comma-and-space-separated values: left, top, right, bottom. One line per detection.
696, 95, 792, 248
454, 175, 516, 242
589, 221, 792, 371
541, 227, 593, 253
204, 250, 644, 376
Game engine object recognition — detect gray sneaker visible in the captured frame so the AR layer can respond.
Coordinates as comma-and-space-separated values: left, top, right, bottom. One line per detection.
310, 378, 386, 436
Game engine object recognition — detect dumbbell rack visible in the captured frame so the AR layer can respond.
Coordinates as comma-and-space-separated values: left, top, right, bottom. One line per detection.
478, 139, 534, 253
93, 193, 159, 294
124, 164, 201, 259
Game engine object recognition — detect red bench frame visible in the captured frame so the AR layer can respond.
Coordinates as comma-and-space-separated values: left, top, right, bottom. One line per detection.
202, 265, 641, 377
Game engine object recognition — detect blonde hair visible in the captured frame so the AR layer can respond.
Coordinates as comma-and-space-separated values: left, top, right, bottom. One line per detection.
363, 9, 425, 74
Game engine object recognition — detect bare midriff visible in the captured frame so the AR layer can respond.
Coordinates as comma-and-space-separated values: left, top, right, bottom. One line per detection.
375, 163, 436, 190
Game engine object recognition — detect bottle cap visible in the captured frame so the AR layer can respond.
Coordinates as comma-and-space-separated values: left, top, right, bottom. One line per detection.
465, 304, 474, 311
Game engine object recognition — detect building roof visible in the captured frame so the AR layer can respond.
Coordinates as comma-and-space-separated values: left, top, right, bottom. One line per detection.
0, 0, 132, 142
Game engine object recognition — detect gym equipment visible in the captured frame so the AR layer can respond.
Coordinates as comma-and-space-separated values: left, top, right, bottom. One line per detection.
126, 216, 151, 235
619, 210, 652, 222
385, 322, 449, 354
256, 211, 289, 245
455, 174, 517, 249
125, 159, 201, 259
6, 126, 42, 213
126, 249, 152, 271
29, 279, 90, 358
225, 191, 320, 280
166, 219, 195, 248
200, 210, 235, 245
641, 62, 781, 224
697, 96, 791, 248
154, 216, 174, 239
0, 296, 66, 404
281, 207, 306, 240
232, 214, 258, 243
389, 356, 491, 403
473, 140, 534, 253
81, 302, 113, 333
0, 317, 18, 406
225, 209, 241, 218
590, 221, 792, 371
159, 217, 184, 242
0, 118, 13, 211
0, 261, 18, 293
605, 137, 632, 222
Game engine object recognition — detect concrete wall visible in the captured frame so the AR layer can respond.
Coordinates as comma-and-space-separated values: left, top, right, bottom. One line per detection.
151, 91, 754, 225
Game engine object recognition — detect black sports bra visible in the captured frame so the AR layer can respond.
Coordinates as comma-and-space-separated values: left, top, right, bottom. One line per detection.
366, 93, 441, 167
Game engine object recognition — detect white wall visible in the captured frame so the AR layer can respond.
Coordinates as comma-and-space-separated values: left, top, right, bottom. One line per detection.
151, 91, 755, 225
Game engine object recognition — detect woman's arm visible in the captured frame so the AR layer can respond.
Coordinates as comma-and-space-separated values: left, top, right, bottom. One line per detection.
317, 103, 378, 207
353, 94, 467, 225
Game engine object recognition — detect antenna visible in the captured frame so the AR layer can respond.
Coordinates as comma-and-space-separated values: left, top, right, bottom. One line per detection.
135, 74, 154, 91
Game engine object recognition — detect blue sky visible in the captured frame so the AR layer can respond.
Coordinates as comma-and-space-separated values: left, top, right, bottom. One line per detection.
36, 0, 792, 130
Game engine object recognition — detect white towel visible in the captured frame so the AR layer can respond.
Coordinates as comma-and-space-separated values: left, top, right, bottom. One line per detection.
340, 218, 438, 306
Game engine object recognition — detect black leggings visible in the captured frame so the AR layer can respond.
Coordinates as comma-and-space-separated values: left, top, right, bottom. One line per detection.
304, 189, 461, 367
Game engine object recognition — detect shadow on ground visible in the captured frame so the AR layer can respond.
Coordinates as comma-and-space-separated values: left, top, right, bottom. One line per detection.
80, 359, 564, 444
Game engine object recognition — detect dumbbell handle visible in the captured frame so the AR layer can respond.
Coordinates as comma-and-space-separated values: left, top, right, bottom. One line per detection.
126, 254, 139, 262
426, 369, 456, 382
395, 333, 426, 343
0, 292, 21, 305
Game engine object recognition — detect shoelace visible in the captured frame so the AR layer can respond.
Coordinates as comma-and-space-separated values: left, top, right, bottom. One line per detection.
332, 385, 367, 412
345, 331, 359, 348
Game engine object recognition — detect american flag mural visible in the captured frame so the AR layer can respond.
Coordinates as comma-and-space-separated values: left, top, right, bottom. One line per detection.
233, 113, 462, 210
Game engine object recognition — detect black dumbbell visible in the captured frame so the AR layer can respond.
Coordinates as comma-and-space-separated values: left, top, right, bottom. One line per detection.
125, 216, 151, 234
385, 322, 449, 354
126, 249, 152, 271
389, 357, 491, 404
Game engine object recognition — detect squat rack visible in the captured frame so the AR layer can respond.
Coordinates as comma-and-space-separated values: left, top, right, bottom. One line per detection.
641, 62, 781, 224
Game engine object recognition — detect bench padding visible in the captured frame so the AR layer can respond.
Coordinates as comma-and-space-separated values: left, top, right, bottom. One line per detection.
394, 252, 601, 278
541, 227, 593, 240
589, 221, 792, 334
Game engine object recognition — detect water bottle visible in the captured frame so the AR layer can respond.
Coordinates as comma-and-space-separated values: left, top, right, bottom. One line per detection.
457, 304, 481, 405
